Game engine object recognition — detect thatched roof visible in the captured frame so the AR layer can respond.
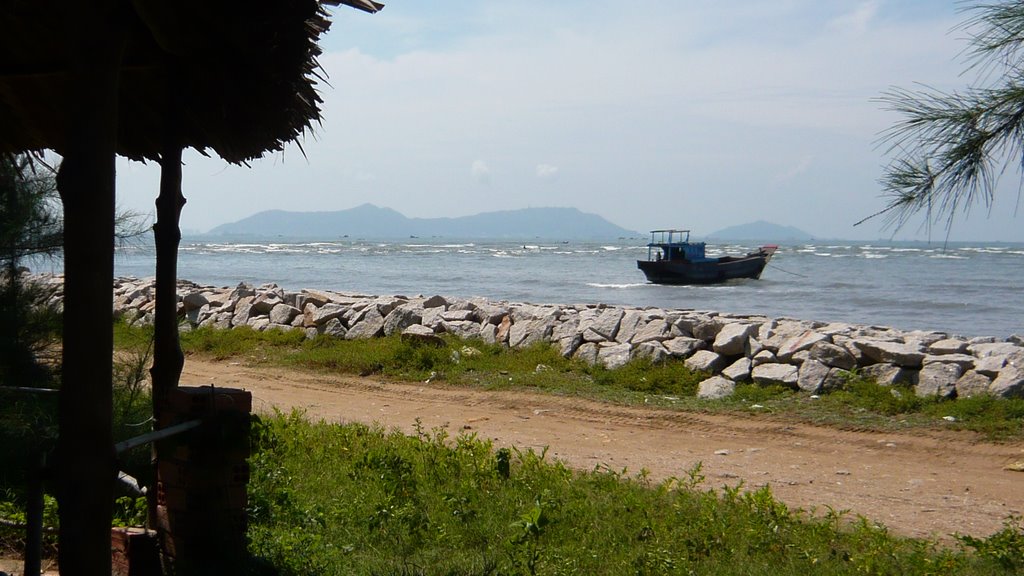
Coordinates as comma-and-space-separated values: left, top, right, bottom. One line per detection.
0, 0, 383, 163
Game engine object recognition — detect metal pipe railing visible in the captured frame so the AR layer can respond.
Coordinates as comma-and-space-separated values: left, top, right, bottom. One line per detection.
2, 381, 203, 576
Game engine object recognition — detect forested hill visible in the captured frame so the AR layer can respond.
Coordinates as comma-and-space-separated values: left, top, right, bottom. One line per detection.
705, 220, 814, 241
207, 204, 640, 239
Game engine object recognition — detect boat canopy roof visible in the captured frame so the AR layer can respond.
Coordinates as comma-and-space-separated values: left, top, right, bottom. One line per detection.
646, 229, 708, 261
648, 229, 692, 244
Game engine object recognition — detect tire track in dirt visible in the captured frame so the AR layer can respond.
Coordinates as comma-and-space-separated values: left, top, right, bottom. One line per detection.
182, 357, 1024, 541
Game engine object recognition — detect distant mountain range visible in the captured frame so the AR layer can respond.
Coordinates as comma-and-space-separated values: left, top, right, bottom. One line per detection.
705, 220, 814, 241
208, 204, 641, 239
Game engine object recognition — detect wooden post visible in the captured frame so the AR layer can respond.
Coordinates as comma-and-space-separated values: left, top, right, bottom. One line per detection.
149, 58, 187, 542
151, 59, 186, 410
54, 2, 125, 574
23, 452, 44, 576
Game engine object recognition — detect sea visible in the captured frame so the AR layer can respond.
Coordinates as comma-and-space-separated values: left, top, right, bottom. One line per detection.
101, 236, 1024, 340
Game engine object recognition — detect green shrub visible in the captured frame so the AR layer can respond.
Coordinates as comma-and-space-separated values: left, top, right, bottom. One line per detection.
180, 324, 306, 360
838, 377, 927, 415
957, 517, 1024, 571
587, 357, 703, 396
1, 322, 155, 558
246, 412, 1017, 575
726, 383, 796, 405
0, 492, 58, 557
925, 396, 1024, 439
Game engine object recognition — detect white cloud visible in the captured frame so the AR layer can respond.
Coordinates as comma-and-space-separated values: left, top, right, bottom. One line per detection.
111, 2, 1021, 241
347, 168, 376, 182
536, 164, 559, 179
828, 1, 880, 36
772, 156, 814, 186
471, 160, 491, 183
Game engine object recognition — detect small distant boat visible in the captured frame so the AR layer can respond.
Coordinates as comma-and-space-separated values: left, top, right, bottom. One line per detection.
637, 229, 777, 285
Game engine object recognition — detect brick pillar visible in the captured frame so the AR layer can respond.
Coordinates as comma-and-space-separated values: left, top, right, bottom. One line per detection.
154, 386, 251, 574
111, 527, 160, 576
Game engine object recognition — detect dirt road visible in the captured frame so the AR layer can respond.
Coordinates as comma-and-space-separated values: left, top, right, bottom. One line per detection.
182, 357, 1024, 541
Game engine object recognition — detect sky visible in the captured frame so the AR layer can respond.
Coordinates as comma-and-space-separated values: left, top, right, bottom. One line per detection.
115, 0, 1024, 241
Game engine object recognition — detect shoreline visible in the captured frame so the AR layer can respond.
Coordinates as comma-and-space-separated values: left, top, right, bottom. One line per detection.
110, 238, 1024, 339
21, 271, 1024, 401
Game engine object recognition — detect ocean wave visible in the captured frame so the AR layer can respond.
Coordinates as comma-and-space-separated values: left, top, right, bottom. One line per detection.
821, 281, 864, 290
201, 245, 265, 254
702, 284, 743, 291
403, 243, 475, 249
586, 282, 645, 288
188, 243, 265, 252
286, 243, 343, 250
265, 245, 306, 253
964, 247, 1024, 256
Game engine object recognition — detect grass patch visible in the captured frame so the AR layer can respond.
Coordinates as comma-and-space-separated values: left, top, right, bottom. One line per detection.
180, 323, 307, 361
150, 323, 1024, 440
923, 395, 1024, 440
247, 411, 1020, 575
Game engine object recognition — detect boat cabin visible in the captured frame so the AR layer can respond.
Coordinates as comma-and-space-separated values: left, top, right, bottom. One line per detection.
646, 229, 714, 262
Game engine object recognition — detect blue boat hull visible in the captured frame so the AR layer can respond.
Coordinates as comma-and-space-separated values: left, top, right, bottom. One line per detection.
637, 251, 773, 285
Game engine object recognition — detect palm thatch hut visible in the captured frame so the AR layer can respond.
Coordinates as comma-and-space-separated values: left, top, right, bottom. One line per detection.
0, 0, 381, 573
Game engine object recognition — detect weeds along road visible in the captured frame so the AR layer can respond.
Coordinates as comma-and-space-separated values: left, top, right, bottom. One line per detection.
182, 357, 1024, 542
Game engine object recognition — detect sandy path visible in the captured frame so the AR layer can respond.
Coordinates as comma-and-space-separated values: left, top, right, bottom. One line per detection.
182, 357, 1024, 541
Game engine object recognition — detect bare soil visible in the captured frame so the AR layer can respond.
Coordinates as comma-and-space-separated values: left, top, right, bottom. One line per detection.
182, 357, 1024, 542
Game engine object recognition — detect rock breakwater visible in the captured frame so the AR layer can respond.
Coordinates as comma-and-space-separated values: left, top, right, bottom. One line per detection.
32, 273, 1024, 400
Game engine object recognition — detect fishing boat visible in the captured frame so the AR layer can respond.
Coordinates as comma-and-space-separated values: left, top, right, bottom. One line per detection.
637, 229, 777, 285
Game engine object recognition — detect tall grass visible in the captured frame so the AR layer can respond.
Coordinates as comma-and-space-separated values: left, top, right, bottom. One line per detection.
248, 412, 1020, 575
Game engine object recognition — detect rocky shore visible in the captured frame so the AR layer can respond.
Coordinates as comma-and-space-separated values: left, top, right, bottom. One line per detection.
31, 273, 1024, 400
